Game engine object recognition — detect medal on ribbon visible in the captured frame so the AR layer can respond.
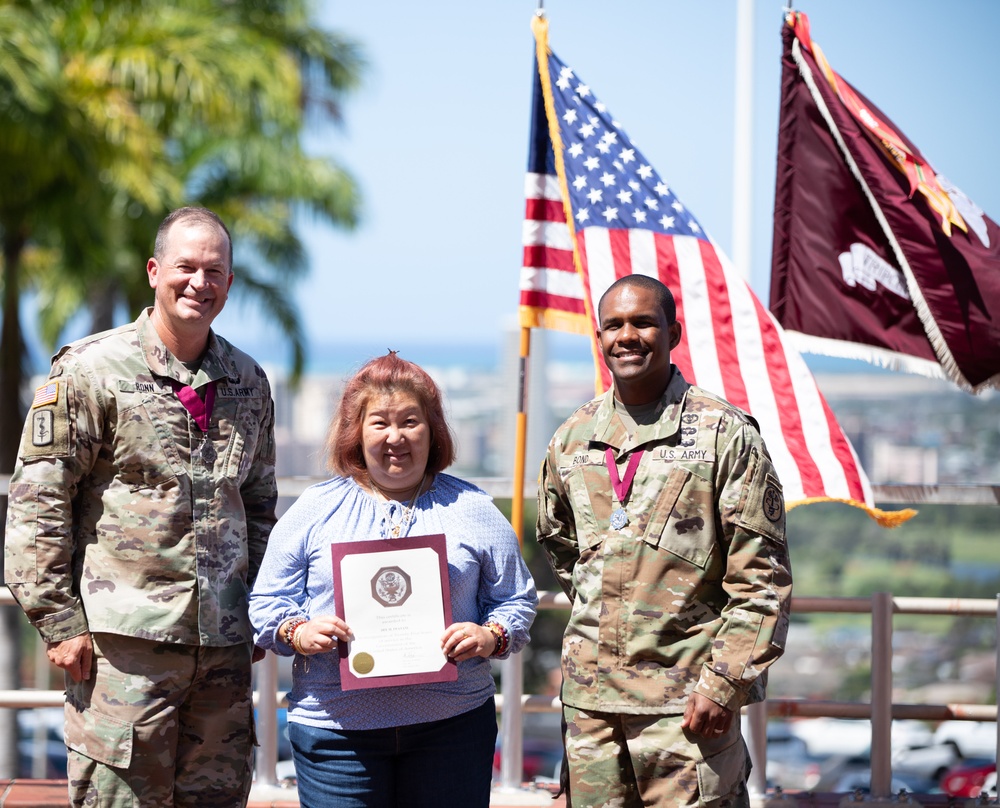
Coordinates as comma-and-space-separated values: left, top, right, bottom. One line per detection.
605, 447, 643, 531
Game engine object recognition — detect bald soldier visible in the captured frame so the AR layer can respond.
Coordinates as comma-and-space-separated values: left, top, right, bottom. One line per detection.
4, 207, 277, 807
537, 275, 792, 808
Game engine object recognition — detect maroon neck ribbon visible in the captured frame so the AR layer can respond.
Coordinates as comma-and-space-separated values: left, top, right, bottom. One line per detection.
170, 380, 216, 432
605, 447, 643, 506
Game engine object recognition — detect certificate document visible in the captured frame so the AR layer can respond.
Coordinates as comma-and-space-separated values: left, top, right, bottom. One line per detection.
331, 533, 457, 691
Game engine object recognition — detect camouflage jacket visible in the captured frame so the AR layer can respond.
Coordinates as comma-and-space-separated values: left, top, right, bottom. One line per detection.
537, 367, 791, 714
4, 309, 278, 646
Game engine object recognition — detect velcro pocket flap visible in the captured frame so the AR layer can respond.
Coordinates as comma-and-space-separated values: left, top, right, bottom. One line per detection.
643, 465, 690, 549
697, 738, 749, 802
735, 449, 785, 542
65, 706, 133, 768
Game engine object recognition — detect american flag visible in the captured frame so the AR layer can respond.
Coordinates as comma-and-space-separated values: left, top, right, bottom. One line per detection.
520, 16, 907, 523
519, 50, 591, 338
31, 382, 59, 408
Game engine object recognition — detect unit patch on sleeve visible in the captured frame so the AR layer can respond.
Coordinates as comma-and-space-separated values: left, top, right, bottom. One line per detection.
763, 484, 784, 523
32, 410, 55, 446
22, 378, 72, 458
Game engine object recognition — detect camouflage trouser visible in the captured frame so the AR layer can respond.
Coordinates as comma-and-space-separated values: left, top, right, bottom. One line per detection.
64, 634, 254, 808
563, 706, 751, 808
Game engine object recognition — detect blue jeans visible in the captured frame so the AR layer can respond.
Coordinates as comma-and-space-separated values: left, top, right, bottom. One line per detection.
288, 697, 497, 808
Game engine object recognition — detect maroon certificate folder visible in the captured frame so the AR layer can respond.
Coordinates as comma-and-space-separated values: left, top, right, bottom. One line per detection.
331, 533, 457, 691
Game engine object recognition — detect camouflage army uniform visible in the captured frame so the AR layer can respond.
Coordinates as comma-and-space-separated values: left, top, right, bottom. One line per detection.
537, 366, 792, 808
4, 308, 277, 807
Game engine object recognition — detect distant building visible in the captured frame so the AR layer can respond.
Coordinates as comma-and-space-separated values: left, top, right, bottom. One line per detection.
870, 441, 938, 485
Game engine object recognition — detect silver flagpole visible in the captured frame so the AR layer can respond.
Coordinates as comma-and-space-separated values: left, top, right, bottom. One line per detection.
732, 0, 770, 800
732, 0, 754, 284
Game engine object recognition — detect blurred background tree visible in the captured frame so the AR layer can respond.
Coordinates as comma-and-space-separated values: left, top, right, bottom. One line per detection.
0, 0, 365, 776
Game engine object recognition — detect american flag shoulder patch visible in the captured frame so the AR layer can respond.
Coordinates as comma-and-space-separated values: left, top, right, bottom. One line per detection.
32, 382, 59, 408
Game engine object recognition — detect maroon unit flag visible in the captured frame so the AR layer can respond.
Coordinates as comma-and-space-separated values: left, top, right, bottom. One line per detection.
770, 12, 1000, 393
521, 14, 912, 525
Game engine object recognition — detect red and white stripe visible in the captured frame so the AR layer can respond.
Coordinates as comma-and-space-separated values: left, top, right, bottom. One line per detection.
518, 172, 590, 333
518, 164, 873, 506
577, 225, 872, 506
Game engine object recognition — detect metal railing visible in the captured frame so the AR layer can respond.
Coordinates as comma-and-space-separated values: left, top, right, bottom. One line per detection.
2, 476, 999, 801
4, 588, 997, 800
489, 590, 1000, 801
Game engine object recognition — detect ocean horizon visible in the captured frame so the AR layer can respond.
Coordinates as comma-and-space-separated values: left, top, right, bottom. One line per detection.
245, 332, 897, 379
244, 331, 598, 376
23, 316, 898, 380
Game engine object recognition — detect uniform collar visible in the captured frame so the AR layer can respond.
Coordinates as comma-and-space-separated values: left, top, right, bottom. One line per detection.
590, 365, 691, 457
136, 307, 238, 388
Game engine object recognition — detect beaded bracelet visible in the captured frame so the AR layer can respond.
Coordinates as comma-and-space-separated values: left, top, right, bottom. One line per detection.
484, 620, 510, 658
282, 617, 308, 647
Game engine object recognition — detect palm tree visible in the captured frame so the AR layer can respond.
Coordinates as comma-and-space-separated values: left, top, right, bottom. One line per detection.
25, 0, 363, 378
0, 0, 177, 464
0, 0, 364, 777
1, 0, 364, 464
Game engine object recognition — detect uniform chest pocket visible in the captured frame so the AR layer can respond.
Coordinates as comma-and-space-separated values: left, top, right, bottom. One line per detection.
216, 399, 261, 484
114, 400, 180, 491
643, 465, 716, 569
563, 462, 612, 552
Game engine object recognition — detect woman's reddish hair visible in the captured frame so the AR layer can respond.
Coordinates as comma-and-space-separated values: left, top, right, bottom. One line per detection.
326, 352, 456, 481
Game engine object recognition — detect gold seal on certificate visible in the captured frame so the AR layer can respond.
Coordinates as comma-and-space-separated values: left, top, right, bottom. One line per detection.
331, 534, 458, 691
352, 652, 375, 674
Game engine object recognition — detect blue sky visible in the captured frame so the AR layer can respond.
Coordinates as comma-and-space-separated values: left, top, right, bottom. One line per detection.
209, 1, 1000, 370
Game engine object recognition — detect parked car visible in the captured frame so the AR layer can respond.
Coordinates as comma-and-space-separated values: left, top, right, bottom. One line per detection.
254, 707, 293, 782
934, 721, 997, 759
765, 723, 829, 791
17, 708, 67, 778
892, 741, 965, 789
494, 711, 563, 783
493, 737, 563, 783
832, 770, 924, 795
264, 707, 292, 762
941, 760, 996, 798
811, 750, 939, 794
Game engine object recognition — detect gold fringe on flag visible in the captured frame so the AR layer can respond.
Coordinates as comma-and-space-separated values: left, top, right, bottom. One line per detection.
788, 497, 917, 528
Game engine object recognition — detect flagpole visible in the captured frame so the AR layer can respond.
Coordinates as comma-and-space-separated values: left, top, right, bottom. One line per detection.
495, 325, 530, 794
510, 326, 530, 547
732, 0, 769, 799
732, 0, 753, 283
497, 10, 554, 794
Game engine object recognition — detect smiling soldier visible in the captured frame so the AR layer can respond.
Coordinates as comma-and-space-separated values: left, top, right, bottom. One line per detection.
537, 274, 792, 808
4, 207, 277, 807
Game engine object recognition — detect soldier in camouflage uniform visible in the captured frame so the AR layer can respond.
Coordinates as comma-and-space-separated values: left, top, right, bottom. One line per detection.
537, 275, 792, 808
4, 208, 278, 807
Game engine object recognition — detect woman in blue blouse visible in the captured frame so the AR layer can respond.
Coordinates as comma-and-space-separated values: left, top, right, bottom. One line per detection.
249, 352, 537, 808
